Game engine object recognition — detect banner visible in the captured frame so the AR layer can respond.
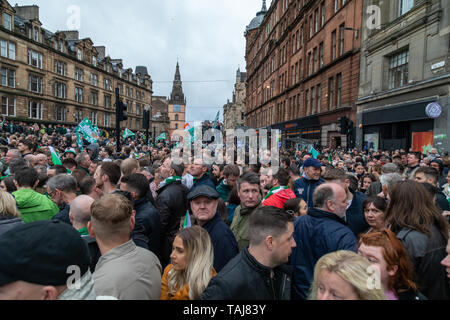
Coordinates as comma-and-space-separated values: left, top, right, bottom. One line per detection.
76, 118, 99, 144
123, 128, 135, 140
156, 132, 166, 141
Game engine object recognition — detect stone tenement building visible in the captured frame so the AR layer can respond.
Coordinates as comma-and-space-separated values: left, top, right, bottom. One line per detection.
168, 62, 186, 138
223, 68, 247, 130
245, 0, 362, 148
151, 95, 170, 140
357, 0, 450, 152
0, 1, 152, 132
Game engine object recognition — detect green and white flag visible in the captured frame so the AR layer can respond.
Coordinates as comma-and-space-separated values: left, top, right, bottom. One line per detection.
212, 111, 220, 129
77, 118, 98, 144
309, 146, 320, 159
48, 146, 62, 166
156, 132, 166, 141
123, 128, 135, 140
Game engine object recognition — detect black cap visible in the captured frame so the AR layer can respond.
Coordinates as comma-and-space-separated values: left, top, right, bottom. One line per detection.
0, 220, 90, 287
187, 185, 219, 201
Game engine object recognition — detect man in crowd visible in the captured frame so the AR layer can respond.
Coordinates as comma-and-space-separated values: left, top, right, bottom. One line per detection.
120, 158, 140, 177
79, 176, 103, 200
76, 152, 92, 176
0, 220, 95, 300
13, 167, 59, 223
48, 174, 78, 225
290, 183, 357, 300
188, 185, 239, 272
120, 173, 161, 257
230, 172, 262, 251
262, 167, 296, 209
201, 206, 296, 300
94, 162, 121, 195
18, 139, 34, 157
216, 164, 240, 202
406, 151, 421, 179
3, 149, 21, 175
294, 158, 324, 208
89, 194, 162, 300
156, 157, 189, 267
413, 166, 450, 212
189, 157, 216, 191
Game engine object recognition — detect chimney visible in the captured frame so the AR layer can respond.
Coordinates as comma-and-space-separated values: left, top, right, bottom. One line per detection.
135, 66, 148, 76
14, 4, 39, 21
60, 30, 79, 40
94, 46, 106, 59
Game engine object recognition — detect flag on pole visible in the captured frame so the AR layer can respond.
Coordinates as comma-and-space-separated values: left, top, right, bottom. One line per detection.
184, 123, 191, 130
48, 146, 62, 166
182, 211, 191, 229
212, 111, 220, 129
309, 146, 320, 159
156, 132, 166, 141
122, 128, 135, 140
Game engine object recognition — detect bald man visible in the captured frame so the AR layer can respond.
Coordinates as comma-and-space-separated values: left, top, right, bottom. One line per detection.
120, 158, 140, 177
69, 195, 100, 272
23, 154, 37, 167
290, 183, 358, 300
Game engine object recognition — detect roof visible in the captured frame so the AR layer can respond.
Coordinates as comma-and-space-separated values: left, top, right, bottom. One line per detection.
246, 0, 267, 31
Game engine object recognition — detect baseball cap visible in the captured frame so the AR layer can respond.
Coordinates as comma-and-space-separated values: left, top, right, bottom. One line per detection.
187, 185, 219, 201
0, 220, 90, 287
303, 158, 322, 168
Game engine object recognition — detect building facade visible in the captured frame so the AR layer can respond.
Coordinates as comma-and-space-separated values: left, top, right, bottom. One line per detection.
168, 62, 186, 138
357, 0, 450, 152
0, 1, 152, 132
151, 95, 170, 141
245, 0, 362, 148
223, 68, 247, 130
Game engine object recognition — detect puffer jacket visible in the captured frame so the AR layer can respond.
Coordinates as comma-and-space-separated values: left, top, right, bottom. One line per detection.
294, 177, 325, 208
396, 225, 450, 300
12, 189, 59, 223
201, 247, 292, 300
156, 180, 189, 267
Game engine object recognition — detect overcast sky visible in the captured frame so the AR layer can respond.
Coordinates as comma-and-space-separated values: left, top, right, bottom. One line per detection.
29, 0, 267, 123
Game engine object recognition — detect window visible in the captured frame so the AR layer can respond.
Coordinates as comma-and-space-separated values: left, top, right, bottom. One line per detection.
335, 0, 339, 13
317, 84, 322, 113
75, 87, 83, 103
90, 91, 98, 105
74, 108, 83, 123
75, 68, 84, 82
3, 13, 11, 31
309, 15, 313, 38
104, 94, 111, 108
328, 77, 334, 110
92, 56, 97, 67
118, 83, 123, 94
54, 82, 67, 99
127, 101, 133, 113
136, 104, 141, 116
54, 60, 67, 76
28, 75, 43, 93
54, 105, 66, 122
173, 105, 181, 112
315, 9, 319, 33
296, 30, 300, 51
175, 123, 178, 130
1, 67, 15, 87
90, 111, 98, 126
305, 89, 309, 115
311, 87, 315, 114
175, 114, 179, 121
313, 48, 318, 73
104, 113, 111, 127
90, 73, 98, 86
332, 30, 337, 60
389, 50, 409, 89
0, 40, 15, 60
33, 27, 39, 42
126, 86, 130, 97
321, 2, 325, 27
77, 48, 82, 61
336, 73, 342, 107
28, 50, 43, 68
104, 78, 112, 91
28, 101, 42, 119
319, 42, 324, 68
1, 96, 15, 116
399, 0, 414, 16
340, 24, 345, 56
58, 40, 64, 52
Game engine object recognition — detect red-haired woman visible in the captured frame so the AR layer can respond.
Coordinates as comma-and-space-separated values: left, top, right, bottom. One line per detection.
358, 229, 426, 300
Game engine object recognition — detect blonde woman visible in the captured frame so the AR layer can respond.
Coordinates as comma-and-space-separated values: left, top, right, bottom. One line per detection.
309, 250, 386, 300
0, 191, 23, 235
160, 226, 216, 300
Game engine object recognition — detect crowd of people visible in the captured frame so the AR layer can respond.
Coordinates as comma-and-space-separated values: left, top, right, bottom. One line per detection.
0, 120, 449, 300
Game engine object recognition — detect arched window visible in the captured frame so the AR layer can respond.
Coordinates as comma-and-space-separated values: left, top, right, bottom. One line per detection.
175, 114, 179, 121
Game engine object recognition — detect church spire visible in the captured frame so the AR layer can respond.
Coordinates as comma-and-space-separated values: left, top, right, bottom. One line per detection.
262, 0, 267, 12
170, 62, 185, 105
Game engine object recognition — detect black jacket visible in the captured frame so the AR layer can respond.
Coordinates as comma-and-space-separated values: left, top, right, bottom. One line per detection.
131, 197, 161, 258
81, 235, 101, 273
0, 216, 24, 236
397, 225, 450, 300
346, 191, 369, 237
51, 204, 71, 225
155, 181, 189, 266
201, 247, 292, 300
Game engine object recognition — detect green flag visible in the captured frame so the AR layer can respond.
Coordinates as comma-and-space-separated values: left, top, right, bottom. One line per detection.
183, 211, 191, 228
310, 146, 319, 159
123, 128, 135, 140
48, 146, 62, 166
212, 111, 220, 129
77, 118, 98, 144
156, 132, 166, 141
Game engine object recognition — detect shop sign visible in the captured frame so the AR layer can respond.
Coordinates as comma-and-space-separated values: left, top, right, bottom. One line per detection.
425, 102, 442, 119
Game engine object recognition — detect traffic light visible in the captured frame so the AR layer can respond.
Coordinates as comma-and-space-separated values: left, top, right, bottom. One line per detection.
338, 117, 348, 135
117, 100, 128, 122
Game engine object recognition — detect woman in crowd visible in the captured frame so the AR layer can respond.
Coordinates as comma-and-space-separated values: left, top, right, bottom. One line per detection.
354, 163, 366, 181
309, 250, 386, 300
160, 226, 216, 300
359, 173, 376, 194
211, 163, 224, 187
358, 229, 426, 300
385, 180, 450, 300
284, 198, 308, 218
363, 196, 387, 233
0, 191, 23, 235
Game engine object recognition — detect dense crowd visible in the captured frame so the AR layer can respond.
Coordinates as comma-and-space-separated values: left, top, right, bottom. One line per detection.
0, 120, 449, 300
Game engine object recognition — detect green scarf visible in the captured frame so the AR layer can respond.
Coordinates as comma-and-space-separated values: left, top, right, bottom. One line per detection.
263, 186, 289, 201
160, 176, 182, 188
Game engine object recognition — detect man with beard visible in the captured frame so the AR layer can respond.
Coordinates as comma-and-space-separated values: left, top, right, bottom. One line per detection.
48, 174, 78, 225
